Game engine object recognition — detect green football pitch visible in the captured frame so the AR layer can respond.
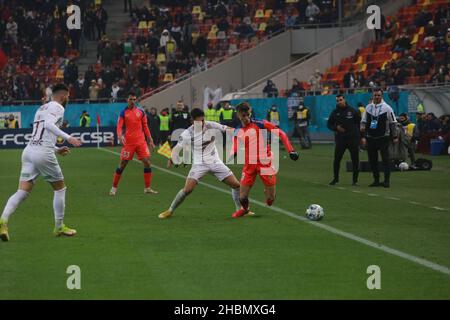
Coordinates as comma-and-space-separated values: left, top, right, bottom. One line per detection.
0, 145, 449, 299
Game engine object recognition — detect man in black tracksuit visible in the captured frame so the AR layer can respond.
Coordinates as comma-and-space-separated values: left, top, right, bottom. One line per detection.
361, 89, 399, 188
327, 95, 361, 186
170, 101, 192, 148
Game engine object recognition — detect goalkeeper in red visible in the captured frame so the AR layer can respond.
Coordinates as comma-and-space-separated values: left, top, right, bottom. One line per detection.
109, 92, 157, 195
231, 102, 299, 218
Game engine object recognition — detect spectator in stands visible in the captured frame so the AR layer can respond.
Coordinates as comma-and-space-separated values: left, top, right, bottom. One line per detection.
89, 80, 101, 101
431, 64, 447, 84
111, 82, 121, 101
384, 17, 397, 39
289, 78, 304, 97
75, 74, 86, 100
263, 80, 279, 98
285, 12, 296, 29
6, 17, 17, 45
424, 113, 442, 134
149, 60, 159, 89
343, 68, 356, 93
64, 60, 79, 86
414, 8, 433, 28
55, 34, 67, 57
392, 31, 412, 53
137, 63, 150, 89
217, 16, 230, 32
95, 5, 108, 40
309, 69, 323, 94
99, 41, 114, 67
234, 20, 255, 39
84, 4, 96, 41
305, 0, 320, 23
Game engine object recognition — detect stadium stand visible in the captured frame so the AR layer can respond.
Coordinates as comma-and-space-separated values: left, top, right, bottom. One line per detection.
0, 0, 371, 104
317, 0, 449, 95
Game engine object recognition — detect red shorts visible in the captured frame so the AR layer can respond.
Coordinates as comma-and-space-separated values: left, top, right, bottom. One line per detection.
240, 163, 277, 187
120, 143, 150, 161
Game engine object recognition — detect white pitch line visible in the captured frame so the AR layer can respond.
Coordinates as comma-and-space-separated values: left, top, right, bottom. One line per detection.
98, 148, 450, 276
314, 181, 449, 212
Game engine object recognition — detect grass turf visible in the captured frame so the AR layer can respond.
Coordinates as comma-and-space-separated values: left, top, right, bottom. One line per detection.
0, 145, 449, 299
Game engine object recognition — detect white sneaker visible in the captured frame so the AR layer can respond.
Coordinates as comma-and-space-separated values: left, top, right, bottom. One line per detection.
144, 188, 158, 194
109, 187, 117, 196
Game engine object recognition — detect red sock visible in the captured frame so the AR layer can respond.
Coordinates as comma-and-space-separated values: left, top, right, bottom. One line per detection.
266, 199, 274, 206
144, 168, 152, 188
113, 168, 123, 188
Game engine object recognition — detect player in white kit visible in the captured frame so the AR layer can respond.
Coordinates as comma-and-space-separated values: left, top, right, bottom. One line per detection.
0, 84, 82, 241
159, 108, 244, 219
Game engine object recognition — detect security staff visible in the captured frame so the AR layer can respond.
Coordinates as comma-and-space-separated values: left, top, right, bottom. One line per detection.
327, 95, 361, 186
170, 101, 191, 147
6, 114, 19, 129
204, 102, 219, 122
290, 98, 311, 149
361, 89, 399, 188
219, 101, 236, 128
266, 104, 280, 126
79, 111, 91, 127
159, 108, 171, 144
0, 116, 6, 129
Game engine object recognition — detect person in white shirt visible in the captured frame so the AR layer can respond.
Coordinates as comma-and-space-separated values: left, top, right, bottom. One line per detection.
0, 84, 82, 241
158, 108, 244, 219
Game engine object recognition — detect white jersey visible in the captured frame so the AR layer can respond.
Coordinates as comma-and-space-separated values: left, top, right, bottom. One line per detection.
177, 121, 229, 164
28, 101, 69, 150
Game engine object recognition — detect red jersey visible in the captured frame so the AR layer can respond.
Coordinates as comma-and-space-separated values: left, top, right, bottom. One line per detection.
117, 106, 151, 145
233, 119, 294, 165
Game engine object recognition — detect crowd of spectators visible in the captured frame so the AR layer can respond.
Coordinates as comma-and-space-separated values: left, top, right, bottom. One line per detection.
0, 0, 112, 104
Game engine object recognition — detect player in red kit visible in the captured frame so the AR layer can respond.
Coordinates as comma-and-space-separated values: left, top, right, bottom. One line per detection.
231, 102, 299, 218
109, 92, 157, 195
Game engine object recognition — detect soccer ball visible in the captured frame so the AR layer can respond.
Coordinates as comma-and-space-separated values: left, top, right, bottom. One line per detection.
398, 162, 409, 171
306, 204, 324, 221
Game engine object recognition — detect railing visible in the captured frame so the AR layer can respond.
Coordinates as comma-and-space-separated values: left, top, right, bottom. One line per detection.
0, 98, 128, 106
231, 83, 450, 99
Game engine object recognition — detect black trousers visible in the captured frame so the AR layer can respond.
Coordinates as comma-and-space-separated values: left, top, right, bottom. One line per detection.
334, 138, 359, 183
367, 136, 390, 183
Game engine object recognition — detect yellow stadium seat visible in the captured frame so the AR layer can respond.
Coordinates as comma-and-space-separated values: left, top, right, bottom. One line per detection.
211, 24, 218, 33
163, 73, 174, 82
264, 9, 273, 18
138, 21, 147, 29
418, 27, 425, 35
254, 9, 264, 18
148, 21, 155, 28
411, 34, 419, 45
259, 23, 267, 31
354, 56, 363, 65
56, 69, 64, 79
192, 6, 202, 14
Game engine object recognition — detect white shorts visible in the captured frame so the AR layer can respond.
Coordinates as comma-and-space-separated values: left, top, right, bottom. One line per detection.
187, 161, 233, 182
19, 147, 64, 183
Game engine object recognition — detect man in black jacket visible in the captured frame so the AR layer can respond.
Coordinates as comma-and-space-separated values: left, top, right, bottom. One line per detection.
327, 95, 361, 186
170, 101, 191, 148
